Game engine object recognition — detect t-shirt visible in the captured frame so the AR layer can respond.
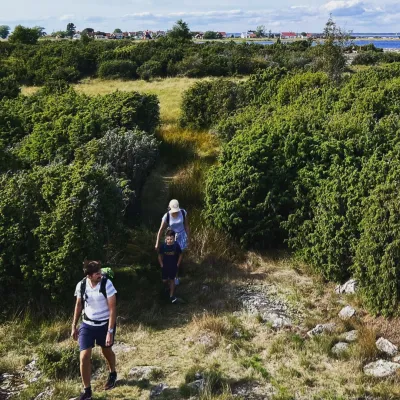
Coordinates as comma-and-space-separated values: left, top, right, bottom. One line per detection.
162, 209, 187, 234
159, 242, 182, 269
74, 279, 117, 326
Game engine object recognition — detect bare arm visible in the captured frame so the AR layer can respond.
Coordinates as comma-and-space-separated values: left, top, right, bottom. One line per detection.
106, 294, 117, 347
177, 253, 183, 268
71, 297, 82, 340
158, 254, 164, 267
184, 216, 190, 246
155, 219, 167, 250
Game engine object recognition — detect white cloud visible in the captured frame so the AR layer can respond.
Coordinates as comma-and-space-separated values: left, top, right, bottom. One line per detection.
59, 14, 74, 21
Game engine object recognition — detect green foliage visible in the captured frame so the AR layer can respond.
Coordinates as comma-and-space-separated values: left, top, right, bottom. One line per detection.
196, 63, 400, 315
136, 60, 163, 80
0, 76, 20, 100
98, 59, 137, 79
9, 25, 41, 45
0, 25, 10, 39
38, 345, 80, 379
179, 80, 246, 130
167, 19, 192, 41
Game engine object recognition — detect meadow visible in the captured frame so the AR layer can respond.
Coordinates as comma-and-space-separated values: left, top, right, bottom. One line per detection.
2, 76, 399, 400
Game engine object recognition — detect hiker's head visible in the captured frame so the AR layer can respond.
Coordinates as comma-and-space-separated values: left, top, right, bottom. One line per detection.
83, 260, 102, 280
165, 229, 176, 245
168, 199, 180, 216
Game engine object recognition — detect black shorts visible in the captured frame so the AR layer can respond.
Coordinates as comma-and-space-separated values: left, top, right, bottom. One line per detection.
162, 265, 178, 280
78, 322, 116, 351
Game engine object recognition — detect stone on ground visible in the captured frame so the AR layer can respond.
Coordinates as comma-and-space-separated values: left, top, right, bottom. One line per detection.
340, 330, 358, 342
128, 366, 160, 381
363, 359, 400, 377
307, 323, 336, 337
338, 305, 356, 320
331, 342, 349, 355
335, 279, 358, 294
376, 337, 398, 356
150, 383, 168, 398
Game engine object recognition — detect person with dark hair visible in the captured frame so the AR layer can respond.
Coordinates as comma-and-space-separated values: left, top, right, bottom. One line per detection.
158, 230, 182, 303
71, 260, 117, 400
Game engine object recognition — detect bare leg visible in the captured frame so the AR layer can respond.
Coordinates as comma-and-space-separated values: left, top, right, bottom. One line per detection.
169, 279, 176, 297
101, 347, 116, 373
80, 348, 92, 388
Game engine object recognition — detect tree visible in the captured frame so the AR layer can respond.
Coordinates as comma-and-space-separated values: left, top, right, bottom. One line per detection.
167, 19, 192, 40
204, 31, 218, 40
8, 25, 41, 44
66, 23, 76, 38
114, 28, 122, 33
301, 31, 307, 37
81, 28, 94, 36
314, 15, 348, 83
0, 25, 10, 39
255, 25, 265, 38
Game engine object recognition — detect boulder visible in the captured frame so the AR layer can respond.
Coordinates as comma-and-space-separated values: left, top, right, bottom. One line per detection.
340, 330, 358, 342
128, 366, 160, 381
150, 383, 168, 398
262, 312, 292, 329
331, 342, 349, 355
335, 279, 358, 294
187, 379, 205, 392
376, 337, 398, 356
393, 355, 400, 363
363, 359, 400, 377
307, 323, 336, 337
338, 306, 356, 320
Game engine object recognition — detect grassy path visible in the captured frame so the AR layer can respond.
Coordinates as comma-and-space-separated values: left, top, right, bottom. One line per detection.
9, 78, 400, 400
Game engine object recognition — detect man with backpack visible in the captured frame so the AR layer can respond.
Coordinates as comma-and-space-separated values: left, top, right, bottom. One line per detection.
71, 260, 117, 400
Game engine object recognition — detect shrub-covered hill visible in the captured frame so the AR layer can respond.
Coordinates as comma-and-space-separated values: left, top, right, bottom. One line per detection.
0, 85, 159, 306
182, 64, 400, 316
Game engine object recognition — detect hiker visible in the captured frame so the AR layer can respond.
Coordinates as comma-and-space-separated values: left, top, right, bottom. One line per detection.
71, 260, 117, 400
155, 199, 190, 252
158, 229, 183, 303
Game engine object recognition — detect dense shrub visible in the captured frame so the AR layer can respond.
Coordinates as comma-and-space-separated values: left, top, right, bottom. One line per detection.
136, 60, 163, 80
179, 80, 246, 130
98, 59, 137, 79
38, 345, 80, 379
0, 76, 20, 100
199, 64, 400, 314
352, 51, 380, 66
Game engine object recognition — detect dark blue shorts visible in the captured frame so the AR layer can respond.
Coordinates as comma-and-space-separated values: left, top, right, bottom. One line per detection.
78, 322, 116, 351
162, 265, 178, 280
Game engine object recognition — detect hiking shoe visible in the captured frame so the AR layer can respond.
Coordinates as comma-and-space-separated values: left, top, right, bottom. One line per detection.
75, 391, 92, 400
104, 372, 117, 390
170, 296, 177, 303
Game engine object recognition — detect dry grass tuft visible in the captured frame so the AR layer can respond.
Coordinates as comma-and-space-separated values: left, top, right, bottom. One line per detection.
351, 325, 378, 364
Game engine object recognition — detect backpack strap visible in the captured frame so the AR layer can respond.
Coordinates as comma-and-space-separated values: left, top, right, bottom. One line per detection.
166, 212, 170, 227
80, 278, 87, 309
99, 275, 108, 299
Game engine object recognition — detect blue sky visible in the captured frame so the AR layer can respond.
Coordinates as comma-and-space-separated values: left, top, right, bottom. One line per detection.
1, 0, 400, 33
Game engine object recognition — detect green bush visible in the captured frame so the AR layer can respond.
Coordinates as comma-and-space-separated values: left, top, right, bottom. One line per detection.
98, 59, 137, 79
136, 60, 163, 80
179, 80, 246, 130
0, 76, 20, 100
38, 345, 80, 379
351, 51, 380, 66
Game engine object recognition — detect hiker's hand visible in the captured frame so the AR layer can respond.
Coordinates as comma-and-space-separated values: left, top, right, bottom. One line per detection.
154, 244, 158, 251
160, 264, 163, 268
106, 332, 113, 347
71, 326, 78, 341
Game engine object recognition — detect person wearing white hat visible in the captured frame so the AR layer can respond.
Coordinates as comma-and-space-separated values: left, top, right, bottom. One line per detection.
155, 199, 190, 252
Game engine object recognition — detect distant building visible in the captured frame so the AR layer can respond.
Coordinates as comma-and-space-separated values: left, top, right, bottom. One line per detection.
94, 35, 107, 40
280, 31, 297, 39
218, 32, 227, 38
241, 30, 257, 39
72, 33, 81, 40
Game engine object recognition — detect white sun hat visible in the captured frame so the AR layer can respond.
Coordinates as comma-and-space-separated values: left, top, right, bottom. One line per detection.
168, 199, 180, 214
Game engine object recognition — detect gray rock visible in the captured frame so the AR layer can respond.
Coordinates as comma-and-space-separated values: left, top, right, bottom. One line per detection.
335, 279, 358, 294
34, 388, 54, 400
150, 383, 168, 398
364, 359, 400, 377
112, 342, 136, 354
376, 337, 398, 356
393, 355, 400, 363
307, 323, 336, 337
129, 366, 160, 381
187, 379, 205, 392
338, 305, 356, 320
340, 330, 358, 342
332, 342, 349, 355
262, 312, 292, 329
24, 360, 38, 372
